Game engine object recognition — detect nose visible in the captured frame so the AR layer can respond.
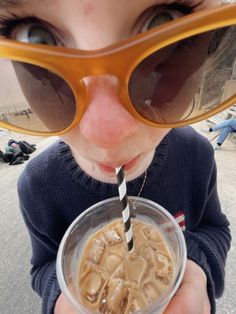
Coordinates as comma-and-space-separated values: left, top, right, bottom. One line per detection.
79, 76, 138, 148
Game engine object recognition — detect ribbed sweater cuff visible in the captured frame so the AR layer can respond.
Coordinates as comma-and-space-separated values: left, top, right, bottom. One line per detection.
41, 263, 61, 314
184, 235, 216, 314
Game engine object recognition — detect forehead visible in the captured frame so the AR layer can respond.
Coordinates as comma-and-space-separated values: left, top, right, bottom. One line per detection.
0, 0, 145, 12
0, 0, 223, 23
0, 0, 222, 8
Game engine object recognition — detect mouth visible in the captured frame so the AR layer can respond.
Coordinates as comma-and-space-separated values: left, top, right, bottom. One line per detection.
97, 156, 140, 174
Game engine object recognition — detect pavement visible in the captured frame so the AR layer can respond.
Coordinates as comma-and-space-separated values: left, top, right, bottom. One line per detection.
0, 122, 235, 314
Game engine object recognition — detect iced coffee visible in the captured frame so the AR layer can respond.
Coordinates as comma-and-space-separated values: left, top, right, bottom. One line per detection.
78, 219, 174, 314
57, 197, 186, 314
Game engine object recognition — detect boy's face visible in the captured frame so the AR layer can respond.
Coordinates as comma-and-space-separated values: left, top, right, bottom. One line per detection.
0, 0, 221, 183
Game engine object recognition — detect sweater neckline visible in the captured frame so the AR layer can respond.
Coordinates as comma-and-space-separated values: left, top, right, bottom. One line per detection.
59, 134, 169, 195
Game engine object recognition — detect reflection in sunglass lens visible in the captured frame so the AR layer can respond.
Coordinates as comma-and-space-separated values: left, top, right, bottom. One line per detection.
0, 59, 76, 132
129, 25, 236, 124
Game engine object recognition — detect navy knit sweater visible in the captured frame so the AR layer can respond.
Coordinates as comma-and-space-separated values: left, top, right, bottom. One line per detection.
17, 127, 231, 314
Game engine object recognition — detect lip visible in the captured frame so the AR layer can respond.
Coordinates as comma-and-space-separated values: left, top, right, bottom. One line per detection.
97, 156, 140, 173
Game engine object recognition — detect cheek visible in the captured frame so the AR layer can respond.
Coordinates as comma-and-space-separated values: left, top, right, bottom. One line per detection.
60, 126, 85, 152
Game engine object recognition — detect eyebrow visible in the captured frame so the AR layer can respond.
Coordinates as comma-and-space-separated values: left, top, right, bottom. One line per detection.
0, 0, 28, 9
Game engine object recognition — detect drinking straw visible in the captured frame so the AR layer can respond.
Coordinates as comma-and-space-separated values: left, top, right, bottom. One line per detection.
115, 166, 133, 251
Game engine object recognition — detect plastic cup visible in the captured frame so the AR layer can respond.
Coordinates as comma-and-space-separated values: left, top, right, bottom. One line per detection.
56, 197, 187, 314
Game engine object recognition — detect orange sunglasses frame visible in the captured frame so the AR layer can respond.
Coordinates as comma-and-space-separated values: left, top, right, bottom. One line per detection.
0, 3, 236, 136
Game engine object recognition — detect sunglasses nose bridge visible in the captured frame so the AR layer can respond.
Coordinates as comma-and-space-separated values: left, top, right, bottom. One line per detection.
80, 74, 121, 108
60, 55, 137, 122
64, 57, 122, 90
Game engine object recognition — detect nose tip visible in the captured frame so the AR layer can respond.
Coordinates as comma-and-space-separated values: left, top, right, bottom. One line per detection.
79, 75, 138, 148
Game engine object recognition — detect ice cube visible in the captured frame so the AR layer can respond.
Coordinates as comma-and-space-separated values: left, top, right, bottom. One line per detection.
142, 226, 161, 242
87, 238, 105, 264
156, 266, 173, 285
82, 272, 103, 303
155, 254, 173, 285
99, 284, 109, 313
143, 283, 160, 303
141, 246, 155, 268
155, 253, 168, 269
154, 242, 171, 256
79, 261, 89, 276
125, 298, 142, 313
103, 229, 123, 245
103, 254, 121, 274
107, 279, 127, 311
111, 263, 125, 280
125, 257, 146, 285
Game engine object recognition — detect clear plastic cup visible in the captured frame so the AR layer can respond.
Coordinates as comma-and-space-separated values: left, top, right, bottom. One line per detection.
56, 197, 187, 314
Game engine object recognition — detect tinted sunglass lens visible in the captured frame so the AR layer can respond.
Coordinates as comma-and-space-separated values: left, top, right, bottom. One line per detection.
129, 25, 236, 124
0, 59, 76, 132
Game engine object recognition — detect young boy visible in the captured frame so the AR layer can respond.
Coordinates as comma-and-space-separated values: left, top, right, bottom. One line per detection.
0, 1, 233, 313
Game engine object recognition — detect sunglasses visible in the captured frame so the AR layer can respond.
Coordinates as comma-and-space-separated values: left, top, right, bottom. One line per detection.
0, 4, 236, 136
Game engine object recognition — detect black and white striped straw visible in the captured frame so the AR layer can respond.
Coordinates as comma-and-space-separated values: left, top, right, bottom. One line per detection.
115, 166, 133, 251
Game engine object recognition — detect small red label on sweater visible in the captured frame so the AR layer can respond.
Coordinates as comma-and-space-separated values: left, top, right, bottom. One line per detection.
161, 211, 186, 232
174, 211, 186, 231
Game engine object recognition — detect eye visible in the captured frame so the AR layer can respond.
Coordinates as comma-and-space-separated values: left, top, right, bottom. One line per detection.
143, 8, 183, 31
14, 23, 58, 46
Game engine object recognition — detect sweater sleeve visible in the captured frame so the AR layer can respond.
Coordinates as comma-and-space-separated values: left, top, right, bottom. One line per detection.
19, 203, 61, 314
17, 160, 63, 314
184, 160, 231, 314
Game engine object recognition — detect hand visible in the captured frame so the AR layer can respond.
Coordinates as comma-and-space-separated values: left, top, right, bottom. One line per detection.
54, 293, 77, 314
164, 260, 211, 314
54, 261, 210, 314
